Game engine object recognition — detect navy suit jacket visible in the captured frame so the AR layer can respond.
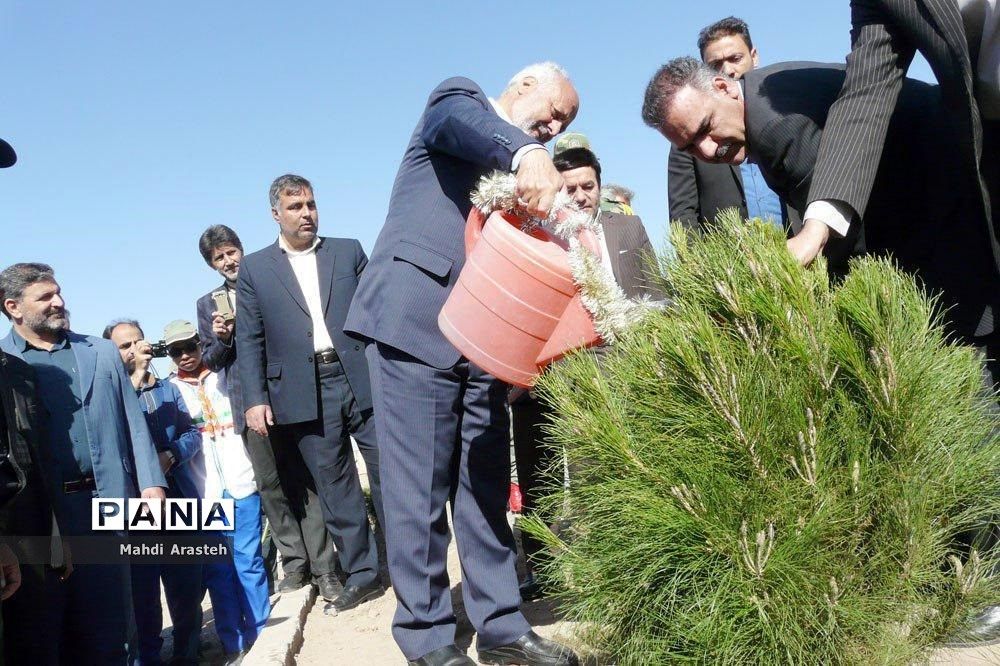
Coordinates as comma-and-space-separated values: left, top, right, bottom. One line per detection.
196, 285, 246, 432
0, 330, 166, 505
344, 77, 540, 369
236, 236, 373, 425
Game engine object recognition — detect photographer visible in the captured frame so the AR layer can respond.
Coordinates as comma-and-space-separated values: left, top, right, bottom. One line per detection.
103, 319, 205, 665
196, 225, 339, 599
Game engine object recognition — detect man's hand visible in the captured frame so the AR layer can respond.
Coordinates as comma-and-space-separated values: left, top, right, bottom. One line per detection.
786, 218, 831, 267
246, 404, 274, 437
59, 540, 74, 581
141, 486, 166, 501
515, 149, 563, 219
158, 450, 175, 474
130, 340, 154, 390
211, 312, 234, 345
0, 543, 21, 600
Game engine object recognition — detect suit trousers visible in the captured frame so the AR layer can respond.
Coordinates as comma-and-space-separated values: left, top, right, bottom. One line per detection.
243, 428, 337, 578
366, 342, 530, 660
278, 359, 378, 588
511, 394, 558, 568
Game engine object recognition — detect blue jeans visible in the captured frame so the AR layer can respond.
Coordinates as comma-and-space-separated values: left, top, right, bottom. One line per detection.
203, 491, 270, 654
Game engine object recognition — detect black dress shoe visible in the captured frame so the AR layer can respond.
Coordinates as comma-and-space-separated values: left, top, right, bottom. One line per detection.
322, 579, 384, 614
519, 573, 547, 602
277, 571, 310, 592
408, 644, 475, 665
313, 572, 344, 602
477, 630, 579, 666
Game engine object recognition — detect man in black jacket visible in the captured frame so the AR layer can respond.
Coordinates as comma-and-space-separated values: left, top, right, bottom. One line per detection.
196, 225, 341, 600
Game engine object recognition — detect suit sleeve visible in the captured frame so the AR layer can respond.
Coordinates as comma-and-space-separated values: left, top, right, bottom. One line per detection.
197, 294, 234, 373
166, 383, 202, 466
667, 146, 701, 232
421, 78, 540, 171
236, 262, 269, 411
806, 0, 916, 217
355, 239, 368, 278
112, 345, 166, 491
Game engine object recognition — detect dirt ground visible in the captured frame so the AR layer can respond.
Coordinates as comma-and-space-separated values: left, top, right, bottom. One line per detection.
295, 524, 586, 666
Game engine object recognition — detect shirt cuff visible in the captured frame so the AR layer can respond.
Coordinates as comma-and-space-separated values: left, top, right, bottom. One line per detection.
804, 199, 853, 238
511, 144, 545, 171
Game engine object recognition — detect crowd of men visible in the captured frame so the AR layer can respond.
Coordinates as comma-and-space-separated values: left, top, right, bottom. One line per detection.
0, 4, 999, 665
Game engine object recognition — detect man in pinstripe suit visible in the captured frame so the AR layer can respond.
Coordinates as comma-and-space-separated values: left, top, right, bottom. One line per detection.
345, 63, 580, 666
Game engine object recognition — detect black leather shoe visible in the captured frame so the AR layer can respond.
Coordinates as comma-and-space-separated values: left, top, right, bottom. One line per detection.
408, 644, 475, 665
519, 573, 547, 602
277, 571, 310, 592
322, 579, 384, 614
313, 572, 344, 602
477, 631, 579, 666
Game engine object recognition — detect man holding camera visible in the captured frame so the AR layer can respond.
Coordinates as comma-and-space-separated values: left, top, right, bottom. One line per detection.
0, 263, 166, 664
195, 225, 340, 598
104, 318, 205, 666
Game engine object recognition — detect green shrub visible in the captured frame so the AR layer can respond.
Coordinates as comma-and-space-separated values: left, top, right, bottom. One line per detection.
527, 213, 1000, 665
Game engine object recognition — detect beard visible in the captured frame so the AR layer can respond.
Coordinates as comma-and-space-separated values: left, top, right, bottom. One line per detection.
24, 307, 70, 336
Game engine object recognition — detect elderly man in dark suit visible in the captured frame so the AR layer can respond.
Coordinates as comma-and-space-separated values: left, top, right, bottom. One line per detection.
236, 174, 383, 616
196, 224, 339, 596
345, 63, 581, 666
668, 16, 799, 233
0, 262, 166, 664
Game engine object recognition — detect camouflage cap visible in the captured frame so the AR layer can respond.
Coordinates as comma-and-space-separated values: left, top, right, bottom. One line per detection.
163, 319, 198, 345
553, 132, 592, 156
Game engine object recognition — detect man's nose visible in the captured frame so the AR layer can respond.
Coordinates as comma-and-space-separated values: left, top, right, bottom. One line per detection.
52, 294, 65, 309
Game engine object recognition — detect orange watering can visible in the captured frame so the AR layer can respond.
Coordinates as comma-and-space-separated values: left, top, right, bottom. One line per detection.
438, 207, 603, 388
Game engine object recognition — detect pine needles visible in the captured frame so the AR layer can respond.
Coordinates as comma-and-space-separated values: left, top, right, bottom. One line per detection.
527, 212, 1000, 664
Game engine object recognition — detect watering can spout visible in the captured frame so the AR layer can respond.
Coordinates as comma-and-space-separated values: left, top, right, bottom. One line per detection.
535, 293, 599, 368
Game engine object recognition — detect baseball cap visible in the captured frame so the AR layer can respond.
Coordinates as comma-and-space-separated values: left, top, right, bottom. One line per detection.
0, 139, 16, 168
163, 320, 198, 345
553, 132, 591, 156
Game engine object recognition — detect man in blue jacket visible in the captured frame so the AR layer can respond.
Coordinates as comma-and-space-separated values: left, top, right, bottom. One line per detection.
345, 63, 581, 666
105, 318, 205, 666
0, 263, 166, 665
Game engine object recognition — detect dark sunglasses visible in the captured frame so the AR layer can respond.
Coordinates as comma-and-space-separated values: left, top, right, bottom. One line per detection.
167, 339, 200, 358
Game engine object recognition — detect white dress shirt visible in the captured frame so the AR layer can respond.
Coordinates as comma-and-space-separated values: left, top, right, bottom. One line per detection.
277, 234, 336, 352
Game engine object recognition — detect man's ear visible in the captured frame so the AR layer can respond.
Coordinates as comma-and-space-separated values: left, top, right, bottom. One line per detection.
519, 76, 538, 95
271, 207, 280, 223
2, 299, 19, 321
714, 76, 739, 98
750, 47, 760, 68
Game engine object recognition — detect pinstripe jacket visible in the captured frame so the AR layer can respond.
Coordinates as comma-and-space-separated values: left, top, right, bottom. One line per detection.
807, 0, 998, 274
599, 212, 664, 301
744, 61, 1000, 338
344, 77, 541, 369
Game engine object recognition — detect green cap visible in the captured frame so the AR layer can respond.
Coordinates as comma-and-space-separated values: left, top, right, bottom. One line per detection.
553, 132, 592, 156
163, 319, 198, 345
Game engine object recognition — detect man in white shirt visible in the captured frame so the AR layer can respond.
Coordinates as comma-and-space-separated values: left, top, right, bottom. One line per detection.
236, 174, 383, 615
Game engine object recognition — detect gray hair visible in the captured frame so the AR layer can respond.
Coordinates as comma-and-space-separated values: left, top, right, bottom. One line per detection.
641, 57, 716, 131
504, 62, 570, 93
269, 174, 314, 209
0, 262, 56, 320
602, 184, 635, 205
102, 318, 143, 340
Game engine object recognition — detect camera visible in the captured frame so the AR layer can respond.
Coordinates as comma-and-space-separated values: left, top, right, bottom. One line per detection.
149, 341, 169, 359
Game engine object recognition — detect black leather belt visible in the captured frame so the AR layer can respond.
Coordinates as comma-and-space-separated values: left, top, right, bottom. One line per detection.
315, 348, 339, 364
63, 475, 96, 493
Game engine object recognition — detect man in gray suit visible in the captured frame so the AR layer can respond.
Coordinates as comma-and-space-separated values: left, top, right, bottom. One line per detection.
0, 262, 166, 664
345, 63, 581, 666
237, 174, 383, 615
512, 134, 663, 602
668, 16, 797, 233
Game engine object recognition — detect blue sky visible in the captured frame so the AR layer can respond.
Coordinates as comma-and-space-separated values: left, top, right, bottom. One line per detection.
0, 1, 934, 351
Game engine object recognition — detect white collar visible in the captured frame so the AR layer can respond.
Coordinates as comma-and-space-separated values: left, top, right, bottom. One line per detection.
488, 97, 511, 123
278, 234, 320, 257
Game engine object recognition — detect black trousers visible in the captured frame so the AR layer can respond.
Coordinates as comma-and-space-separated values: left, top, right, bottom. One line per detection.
511, 393, 560, 569
244, 427, 338, 577
277, 359, 378, 588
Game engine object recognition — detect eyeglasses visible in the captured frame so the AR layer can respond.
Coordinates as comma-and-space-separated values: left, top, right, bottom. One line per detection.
167, 339, 199, 358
